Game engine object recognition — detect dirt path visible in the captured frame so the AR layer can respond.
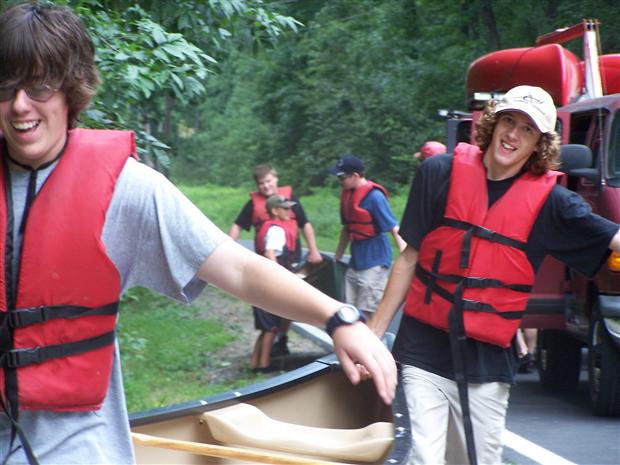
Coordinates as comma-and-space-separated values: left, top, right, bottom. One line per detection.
196, 285, 331, 385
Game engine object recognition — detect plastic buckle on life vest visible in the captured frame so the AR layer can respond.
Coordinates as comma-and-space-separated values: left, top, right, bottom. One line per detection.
7, 347, 42, 368
9, 306, 47, 328
463, 276, 489, 288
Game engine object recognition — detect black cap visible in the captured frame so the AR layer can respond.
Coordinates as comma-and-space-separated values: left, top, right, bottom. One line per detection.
328, 155, 364, 176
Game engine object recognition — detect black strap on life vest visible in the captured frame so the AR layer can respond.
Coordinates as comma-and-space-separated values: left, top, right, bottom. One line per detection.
421, 212, 530, 465
0, 393, 39, 465
3, 302, 118, 328
0, 147, 115, 465
0, 154, 39, 465
1, 330, 116, 369
344, 214, 378, 240
0, 302, 119, 367
441, 217, 526, 268
415, 264, 530, 319
449, 280, 477, 465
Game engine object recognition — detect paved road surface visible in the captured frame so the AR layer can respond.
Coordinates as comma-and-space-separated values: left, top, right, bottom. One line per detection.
504, 366, 620, 465
286, 249, 619, 464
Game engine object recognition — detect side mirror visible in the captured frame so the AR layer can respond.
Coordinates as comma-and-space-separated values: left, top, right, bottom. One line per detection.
559, 144, 592, 173
559, 144, 600, 184
567, 168, 600, 184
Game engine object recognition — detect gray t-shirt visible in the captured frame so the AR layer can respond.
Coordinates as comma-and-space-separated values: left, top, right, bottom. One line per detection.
0, 157, 227, 464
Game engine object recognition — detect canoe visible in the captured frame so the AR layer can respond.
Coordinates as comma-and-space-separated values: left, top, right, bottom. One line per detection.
596, 54, 620, 95
466, 43, 583, 106
130, 353, 411, 464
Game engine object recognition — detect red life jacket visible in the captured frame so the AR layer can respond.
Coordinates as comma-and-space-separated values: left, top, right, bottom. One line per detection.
255, 219, 299, 267
249, 185, 296, 227
340, 181, 388, 241
0, 128, 136, 411
403, 143, 561, 347
250, 186, 298, 253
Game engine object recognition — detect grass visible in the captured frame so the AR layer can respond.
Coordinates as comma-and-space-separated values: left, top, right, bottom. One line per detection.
177, 182, 408, 253
120, 181, 408, 412
119, 287, 238, 412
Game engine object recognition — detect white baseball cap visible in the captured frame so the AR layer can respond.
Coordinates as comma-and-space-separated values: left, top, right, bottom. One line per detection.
495, 85, 556, 134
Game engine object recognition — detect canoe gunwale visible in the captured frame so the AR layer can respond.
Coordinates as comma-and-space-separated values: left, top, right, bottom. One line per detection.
129, 353, 412, 465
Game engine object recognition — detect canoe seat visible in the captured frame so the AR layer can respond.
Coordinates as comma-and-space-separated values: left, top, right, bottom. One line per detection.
200, 403, 393, 463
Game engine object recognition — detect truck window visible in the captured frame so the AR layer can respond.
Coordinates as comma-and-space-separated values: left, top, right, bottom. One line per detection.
607, 110, 620, 184
569, 110, 609, 169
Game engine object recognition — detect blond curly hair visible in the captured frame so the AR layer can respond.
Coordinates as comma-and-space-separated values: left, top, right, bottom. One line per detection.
474, 100, 561, 175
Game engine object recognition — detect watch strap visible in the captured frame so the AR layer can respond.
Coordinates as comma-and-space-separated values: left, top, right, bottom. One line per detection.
326, 305, 366, 336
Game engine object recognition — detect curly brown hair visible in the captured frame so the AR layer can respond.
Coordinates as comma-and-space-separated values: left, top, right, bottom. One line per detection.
0, 2, 99, 128
474, 100, 561, 175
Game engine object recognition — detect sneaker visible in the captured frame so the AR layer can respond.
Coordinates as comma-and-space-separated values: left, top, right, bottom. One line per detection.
252, 365, 278, 374
518, 353, 536, 373
270, 335, 290, 357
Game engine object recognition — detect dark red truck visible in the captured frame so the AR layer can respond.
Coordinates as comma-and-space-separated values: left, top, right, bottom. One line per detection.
443, 20, 620, 416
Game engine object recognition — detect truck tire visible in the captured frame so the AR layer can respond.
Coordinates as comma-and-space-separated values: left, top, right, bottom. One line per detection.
588, 312, 620, 416
537, 329, 582, 392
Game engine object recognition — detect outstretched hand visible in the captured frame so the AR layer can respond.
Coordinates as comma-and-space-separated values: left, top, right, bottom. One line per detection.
331, 322, 397, 405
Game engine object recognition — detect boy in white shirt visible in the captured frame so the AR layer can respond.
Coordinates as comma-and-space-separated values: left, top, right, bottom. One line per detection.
250, 195, 298, 371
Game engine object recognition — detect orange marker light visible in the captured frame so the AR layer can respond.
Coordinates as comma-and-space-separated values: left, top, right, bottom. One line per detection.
607, 251, 620, 271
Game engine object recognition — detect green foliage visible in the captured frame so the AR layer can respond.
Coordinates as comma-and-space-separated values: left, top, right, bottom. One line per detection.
28, 0, 301, 170
171, 0, 620, 189
4, 0, 619, 185
118, 287, 237, 411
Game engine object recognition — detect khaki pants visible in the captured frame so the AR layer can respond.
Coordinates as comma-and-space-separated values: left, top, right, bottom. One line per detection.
402, 365, 510, 465
344, 265, 388, 314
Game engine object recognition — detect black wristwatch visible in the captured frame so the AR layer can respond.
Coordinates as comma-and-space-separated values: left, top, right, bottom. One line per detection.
326, 304, 366, 337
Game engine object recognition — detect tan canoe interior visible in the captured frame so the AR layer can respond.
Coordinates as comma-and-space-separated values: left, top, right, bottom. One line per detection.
132, 371, 395, 464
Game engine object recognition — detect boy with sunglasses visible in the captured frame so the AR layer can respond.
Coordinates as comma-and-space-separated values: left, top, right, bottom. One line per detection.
0, 3, 396, 464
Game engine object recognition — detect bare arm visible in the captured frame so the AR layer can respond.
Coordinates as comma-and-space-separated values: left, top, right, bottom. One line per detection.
334, 227, 349, 261
390, 225, 407, 253
301, 222, 323, 264
264, 249, 277, 262
228, 223, 242, 240
609, 228, 620, 252
198, 239, 397, 404
369, 245, 419, 338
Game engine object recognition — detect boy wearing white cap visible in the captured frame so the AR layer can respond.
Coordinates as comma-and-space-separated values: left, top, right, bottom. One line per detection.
370, 86, 620, 465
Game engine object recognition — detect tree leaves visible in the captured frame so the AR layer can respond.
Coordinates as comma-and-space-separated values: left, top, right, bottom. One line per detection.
57, 0, 300, 169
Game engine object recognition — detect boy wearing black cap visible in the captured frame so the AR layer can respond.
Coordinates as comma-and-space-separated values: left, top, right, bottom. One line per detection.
369, 85, 620, 465
329, 155, 406, 320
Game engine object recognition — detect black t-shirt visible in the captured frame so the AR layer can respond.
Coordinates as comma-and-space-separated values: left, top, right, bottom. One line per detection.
394, 153, 619, 383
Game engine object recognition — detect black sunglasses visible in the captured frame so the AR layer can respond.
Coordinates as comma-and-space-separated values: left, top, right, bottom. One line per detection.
0, 83, 60, 103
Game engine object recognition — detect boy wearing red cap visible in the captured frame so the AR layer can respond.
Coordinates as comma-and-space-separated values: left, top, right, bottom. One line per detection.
414, 140, 447, 160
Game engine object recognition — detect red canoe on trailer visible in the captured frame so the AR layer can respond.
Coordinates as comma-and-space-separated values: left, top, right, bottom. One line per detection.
594, 54, 620, 95
466, 43, 583, 107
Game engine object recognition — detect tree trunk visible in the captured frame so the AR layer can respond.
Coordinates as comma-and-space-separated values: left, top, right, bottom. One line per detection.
478, 0, 501, 50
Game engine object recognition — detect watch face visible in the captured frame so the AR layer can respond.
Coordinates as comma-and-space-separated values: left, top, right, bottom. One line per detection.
338, 305, 359, 323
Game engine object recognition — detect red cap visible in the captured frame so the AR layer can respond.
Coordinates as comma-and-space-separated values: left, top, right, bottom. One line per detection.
414, 141, 447, 159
